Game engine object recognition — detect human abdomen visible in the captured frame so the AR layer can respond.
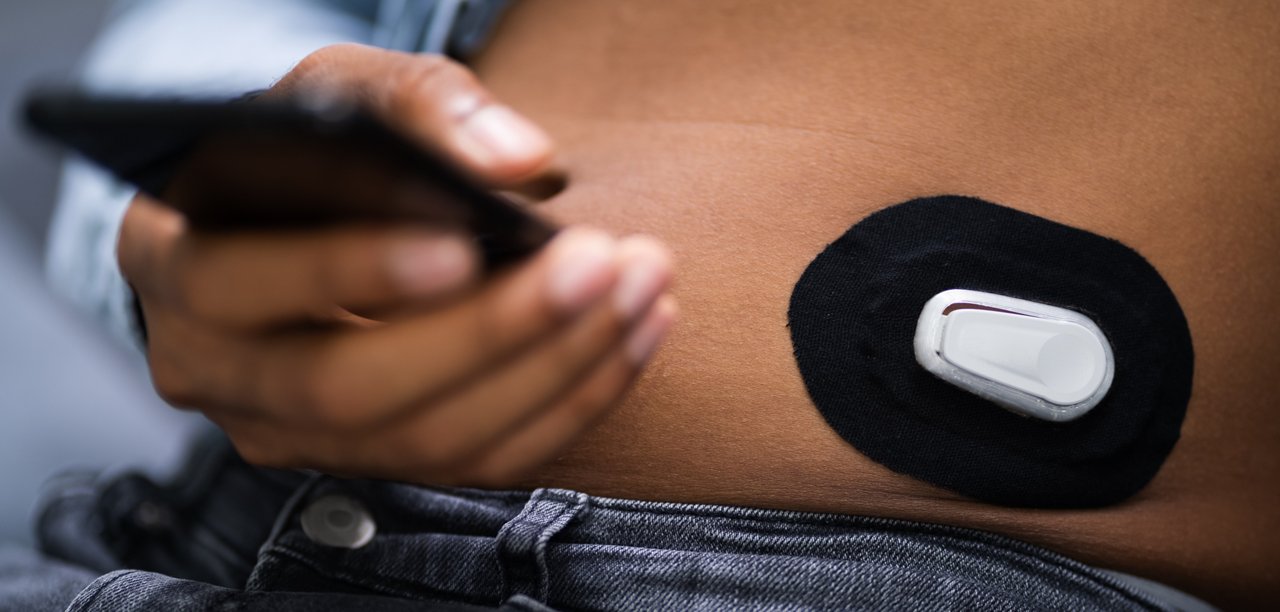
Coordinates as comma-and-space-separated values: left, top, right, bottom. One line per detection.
470, 1, 1280, 605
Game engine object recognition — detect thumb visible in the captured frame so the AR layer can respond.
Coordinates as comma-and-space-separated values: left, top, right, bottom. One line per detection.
271, 43, 554, 185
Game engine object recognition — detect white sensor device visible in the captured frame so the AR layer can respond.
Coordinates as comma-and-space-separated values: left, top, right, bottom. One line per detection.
914, 289, 1114, 422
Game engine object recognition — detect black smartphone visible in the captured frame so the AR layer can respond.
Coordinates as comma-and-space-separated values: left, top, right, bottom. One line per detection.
22, 90, 557, 268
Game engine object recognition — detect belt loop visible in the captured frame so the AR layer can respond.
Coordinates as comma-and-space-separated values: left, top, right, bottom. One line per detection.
496, 488, 589, 603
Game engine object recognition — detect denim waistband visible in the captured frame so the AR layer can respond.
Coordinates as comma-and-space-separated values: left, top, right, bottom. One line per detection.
245, 477, 1193, 611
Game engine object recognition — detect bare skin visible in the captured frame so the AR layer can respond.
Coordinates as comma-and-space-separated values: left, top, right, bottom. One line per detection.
121, 47, 679, 489
468, 0, 1280, 607
118, 1, 1279, 608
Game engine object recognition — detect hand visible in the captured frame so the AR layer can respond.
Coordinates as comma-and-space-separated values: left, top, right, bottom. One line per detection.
117, 44, 677, 487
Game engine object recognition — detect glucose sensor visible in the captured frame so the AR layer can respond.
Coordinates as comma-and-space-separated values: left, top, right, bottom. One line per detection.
788, 195, 1193, 507
914, 289, 1114, 422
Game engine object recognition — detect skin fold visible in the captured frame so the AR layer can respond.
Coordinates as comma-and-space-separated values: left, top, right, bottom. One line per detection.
472, 1, 1280, 606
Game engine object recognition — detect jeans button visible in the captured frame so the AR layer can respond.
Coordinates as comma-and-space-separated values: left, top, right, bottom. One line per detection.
300, 495, 376, 549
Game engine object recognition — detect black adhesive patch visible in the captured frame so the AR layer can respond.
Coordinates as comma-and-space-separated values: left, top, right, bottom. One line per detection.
788, 196, 1193, 508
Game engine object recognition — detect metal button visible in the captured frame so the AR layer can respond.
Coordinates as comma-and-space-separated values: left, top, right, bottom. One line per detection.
300, 495, 376, 549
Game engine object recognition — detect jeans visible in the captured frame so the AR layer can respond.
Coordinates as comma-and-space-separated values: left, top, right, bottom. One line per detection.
0, 433, 1205, 611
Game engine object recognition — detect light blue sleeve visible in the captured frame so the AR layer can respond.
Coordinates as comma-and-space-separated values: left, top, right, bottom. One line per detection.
46, 0, 380, 350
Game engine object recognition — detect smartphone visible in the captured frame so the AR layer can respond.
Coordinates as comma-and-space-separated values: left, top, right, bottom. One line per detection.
22, 90, 557, 268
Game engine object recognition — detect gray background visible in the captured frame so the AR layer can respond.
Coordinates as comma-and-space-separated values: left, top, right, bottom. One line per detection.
1, 0, 110, 250
0, 1, 199, 546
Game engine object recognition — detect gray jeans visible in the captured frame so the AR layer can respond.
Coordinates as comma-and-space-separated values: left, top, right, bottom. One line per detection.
2, 436, 1202, 611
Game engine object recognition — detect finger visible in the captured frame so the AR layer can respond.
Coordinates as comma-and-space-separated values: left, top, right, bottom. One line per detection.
142, 305, 247, 411
384, 237, 673, 464
237, 227, 623, 428
161, 226, 479, 328
219, 295, 677, 482
219, 288, 637, 471
272, 43, 554, 184
453, 295, 679, 488
118, 195, 188, 300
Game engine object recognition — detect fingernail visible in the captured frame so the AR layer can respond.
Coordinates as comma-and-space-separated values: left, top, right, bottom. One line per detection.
459, 105, 552, 165
548, 229, 617, 315
389, 236, 476, 295
613, 238, 673, 321
626, 295, 677, 365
